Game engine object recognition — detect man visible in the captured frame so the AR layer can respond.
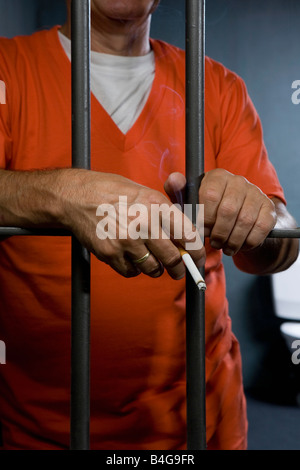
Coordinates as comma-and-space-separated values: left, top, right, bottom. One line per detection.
0, 0, 298, 450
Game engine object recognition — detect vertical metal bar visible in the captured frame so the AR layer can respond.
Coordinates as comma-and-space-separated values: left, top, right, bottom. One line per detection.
185, 0, 206, 450
70, 0, 91, 450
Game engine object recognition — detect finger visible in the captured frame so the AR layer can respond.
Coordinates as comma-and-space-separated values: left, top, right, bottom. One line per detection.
147, 235, 186, 280
164, 172, 186, 206
158, 201, 206, 267
209, 181, 246, 250
126, 245, 164, 278
113, 258, 142, 278
95, 242, 142, 278
242, 200, 277, 250
148, 201, 205, 277
222, 195, 262, 256
199, 172, 227, 235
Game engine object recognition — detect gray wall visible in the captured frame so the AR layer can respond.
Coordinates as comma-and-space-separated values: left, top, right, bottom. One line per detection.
0, 0, 66, 37
0, 0, 299, 397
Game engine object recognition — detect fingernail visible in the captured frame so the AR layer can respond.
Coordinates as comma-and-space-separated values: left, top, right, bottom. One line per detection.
210, 241, 221, 250
224, 249, 235, 257
150, 265, 165, 278
175, 271, 186, 281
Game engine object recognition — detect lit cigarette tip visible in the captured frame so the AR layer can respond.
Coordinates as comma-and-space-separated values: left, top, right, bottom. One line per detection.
197, 281, 207, 291
179, 247, 207, 291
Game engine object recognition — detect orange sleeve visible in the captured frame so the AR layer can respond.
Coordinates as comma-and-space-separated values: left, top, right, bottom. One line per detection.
0, 40, 14, 169
216, 68, 286, 204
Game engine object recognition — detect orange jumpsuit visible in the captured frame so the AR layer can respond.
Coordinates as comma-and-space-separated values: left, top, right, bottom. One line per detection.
0, 27, 285, 450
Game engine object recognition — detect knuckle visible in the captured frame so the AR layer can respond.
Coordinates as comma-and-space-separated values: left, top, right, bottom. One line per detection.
218, 201, 237, 219
100, 243, 119, 261
255, 217, 273, 234
204, 214, 216, 228
123, 269, 140, 279
147, 189, 167, 207
223, 246, 237, 256
146, 265, 164, 278
233, 174, 248, 187
163, 253, 182, 269
210, 230, 227, 245
208, 168, 231, 179
238, 211, 255, 228
268, 205, 277, 223
201, 187, 220, 204
183, 227, 198, 243
224, 241, 239, 253
225, 237, 238, 249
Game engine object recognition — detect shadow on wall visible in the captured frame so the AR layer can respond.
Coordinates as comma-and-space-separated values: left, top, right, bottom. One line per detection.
244, 274, 300, 406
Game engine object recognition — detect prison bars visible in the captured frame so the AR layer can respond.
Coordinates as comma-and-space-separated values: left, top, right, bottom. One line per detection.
69, 0, 91, 451
185, 0, 206, 451
1, 0, 300, 453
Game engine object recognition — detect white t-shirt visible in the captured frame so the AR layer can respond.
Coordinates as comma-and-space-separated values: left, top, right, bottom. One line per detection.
58, 31, 155, 134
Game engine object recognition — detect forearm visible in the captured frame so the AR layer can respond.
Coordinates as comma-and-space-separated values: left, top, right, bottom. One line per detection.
0, 168, 72, 228
233, 198, 299, 275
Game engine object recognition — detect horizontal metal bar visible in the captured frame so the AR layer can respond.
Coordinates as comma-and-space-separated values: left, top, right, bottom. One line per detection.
1, 228, 300, 238
268, 229, 300, 238
0, 228, 71, 236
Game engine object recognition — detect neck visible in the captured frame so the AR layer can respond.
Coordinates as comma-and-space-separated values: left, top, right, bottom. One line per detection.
60, 15, 151, 57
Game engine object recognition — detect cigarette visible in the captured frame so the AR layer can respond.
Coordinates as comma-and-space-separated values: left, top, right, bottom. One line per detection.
179, 247, 206, 291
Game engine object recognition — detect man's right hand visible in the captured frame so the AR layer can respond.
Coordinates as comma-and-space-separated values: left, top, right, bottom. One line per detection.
0, 168, 205, 279
59, 169, 205, 279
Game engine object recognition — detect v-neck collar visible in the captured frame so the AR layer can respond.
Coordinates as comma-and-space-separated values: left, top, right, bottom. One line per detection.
52, 27, 169, 152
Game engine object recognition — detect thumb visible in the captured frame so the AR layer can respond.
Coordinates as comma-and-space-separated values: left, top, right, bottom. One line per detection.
164, 172, 186, 207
